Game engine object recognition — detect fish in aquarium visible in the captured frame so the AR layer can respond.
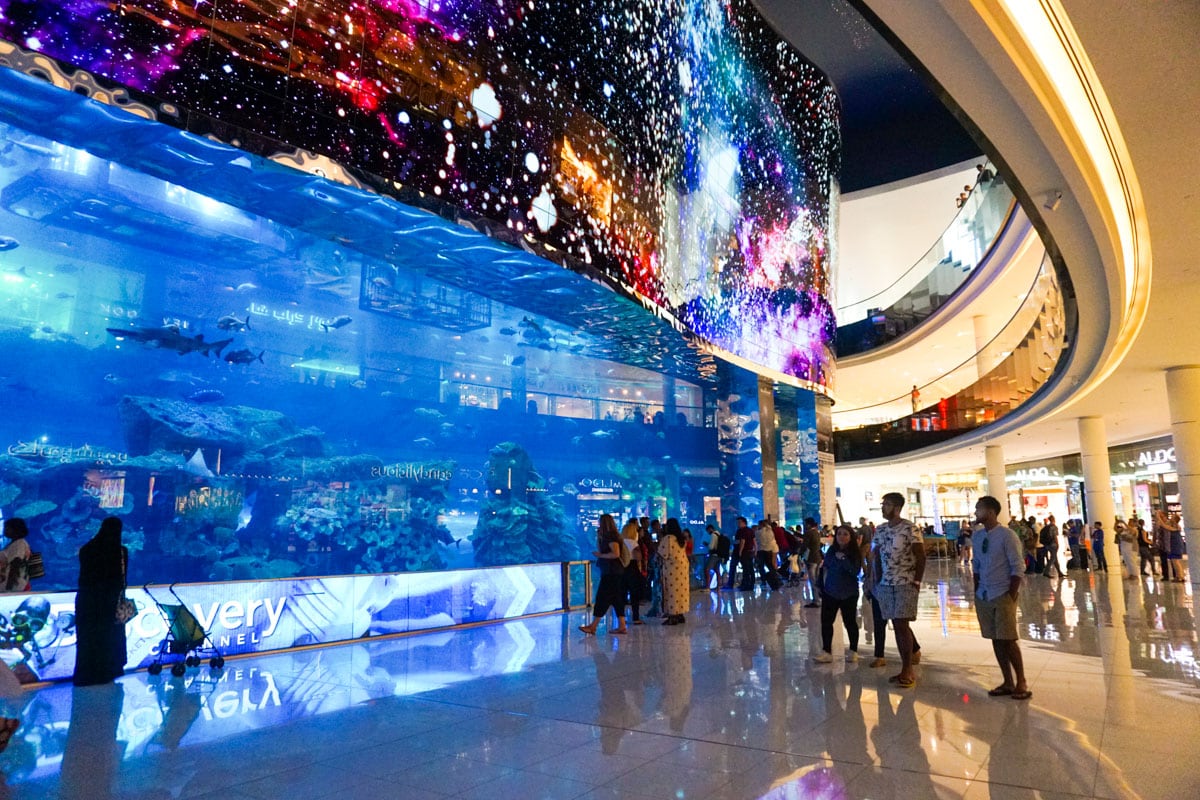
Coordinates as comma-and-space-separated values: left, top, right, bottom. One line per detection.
320, 315, 353, 331
186, 389, 225, 404
498, 327, 518, 336
0, 236, 18, 251
223, 348, 264, 365
156, 370, 205, 385
185, 449, 214, 478
217, 314, 251, 332
106, 325, 233, 358
234, 282, 258, 292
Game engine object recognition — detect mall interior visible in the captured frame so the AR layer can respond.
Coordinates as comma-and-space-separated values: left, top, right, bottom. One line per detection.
0, 0, 1196, 798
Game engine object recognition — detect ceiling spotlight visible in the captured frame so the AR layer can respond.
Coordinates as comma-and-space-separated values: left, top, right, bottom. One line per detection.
1044, 191, 1063, 211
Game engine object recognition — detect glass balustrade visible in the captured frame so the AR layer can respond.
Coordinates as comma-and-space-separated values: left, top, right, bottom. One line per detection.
836, 167, 1017, 356
834, 252, 1071, 462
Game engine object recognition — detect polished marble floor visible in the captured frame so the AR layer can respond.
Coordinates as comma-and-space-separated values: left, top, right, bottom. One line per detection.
0, 559, 1195, 800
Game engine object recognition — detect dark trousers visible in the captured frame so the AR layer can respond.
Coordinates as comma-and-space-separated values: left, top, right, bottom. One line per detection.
1160, 550, 1170, 577
725, 553, 740, 588
621, 564, 644, 621
820, 591, 859, 653
593, 573, 625, 620
739, 553, 756, 589
869, 593, 920, 659
755, 551, 778, 582
1093, 546, 1108, 572
1044, 547, 1060, 577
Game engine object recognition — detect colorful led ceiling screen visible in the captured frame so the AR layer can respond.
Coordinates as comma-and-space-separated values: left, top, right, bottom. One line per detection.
0, 0, 840, 386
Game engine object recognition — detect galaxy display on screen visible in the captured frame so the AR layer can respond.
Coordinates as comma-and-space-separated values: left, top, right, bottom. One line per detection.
0, 0, 840, 384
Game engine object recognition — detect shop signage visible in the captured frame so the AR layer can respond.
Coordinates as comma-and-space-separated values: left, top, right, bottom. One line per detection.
580, 477, 623, 491
7, 440, 129, 465
1137, 447, 1175, 467
371, 462, 454, 482
1014, 467, 1052, 481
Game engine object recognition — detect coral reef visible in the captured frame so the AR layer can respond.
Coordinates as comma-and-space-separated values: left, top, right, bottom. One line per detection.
471, 442, 578, 566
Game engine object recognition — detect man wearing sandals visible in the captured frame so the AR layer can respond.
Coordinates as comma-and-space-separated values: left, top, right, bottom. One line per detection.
872, 493, 925, 688
971, 495, 1031, 700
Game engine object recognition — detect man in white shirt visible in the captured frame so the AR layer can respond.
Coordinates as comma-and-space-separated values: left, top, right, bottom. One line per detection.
872, 492, 925, 687
971, 495, 1031, 700
754, 520, 780, 586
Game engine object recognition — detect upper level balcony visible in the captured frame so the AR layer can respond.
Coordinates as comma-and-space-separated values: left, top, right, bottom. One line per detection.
836, 168, 1016, 357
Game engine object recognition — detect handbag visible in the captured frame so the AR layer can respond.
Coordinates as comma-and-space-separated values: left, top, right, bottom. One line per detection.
25, 552, 45, 580
115, 549, 134, 624
115, 596, 136, 625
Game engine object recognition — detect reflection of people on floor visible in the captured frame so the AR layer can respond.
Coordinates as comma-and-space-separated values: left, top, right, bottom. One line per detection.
73, 518, 128, 687
659, 627, 692, 732
59, 683, 125, 800
592, 648, 639, 754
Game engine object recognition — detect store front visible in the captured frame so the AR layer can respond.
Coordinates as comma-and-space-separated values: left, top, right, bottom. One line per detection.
1005, 455, 1083, 524
916, 472, 982, 536
1109, 436, 1180, 521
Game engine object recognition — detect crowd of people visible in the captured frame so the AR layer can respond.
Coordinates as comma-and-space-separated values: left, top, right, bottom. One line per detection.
956, 510, 1190, 583
582, 494, 1189, 697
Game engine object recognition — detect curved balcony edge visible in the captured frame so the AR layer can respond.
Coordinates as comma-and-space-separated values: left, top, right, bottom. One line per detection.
837, 193, 1025, 362
834, 253, 1075, 463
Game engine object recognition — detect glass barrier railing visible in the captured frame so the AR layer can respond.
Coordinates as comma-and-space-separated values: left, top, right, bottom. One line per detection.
836, 166, 1017, 356
834, 252, 1069, 462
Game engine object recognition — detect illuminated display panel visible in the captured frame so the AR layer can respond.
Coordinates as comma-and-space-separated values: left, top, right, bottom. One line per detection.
0, 564, 564, 683
0, 0, 839, 386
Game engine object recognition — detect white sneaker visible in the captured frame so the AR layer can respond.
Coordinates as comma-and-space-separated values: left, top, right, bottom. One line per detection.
846, 651, 858, 663
814, 652, 834, 663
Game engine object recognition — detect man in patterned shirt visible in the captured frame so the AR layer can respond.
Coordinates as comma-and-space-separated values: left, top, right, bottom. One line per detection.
871, 492, 926, 688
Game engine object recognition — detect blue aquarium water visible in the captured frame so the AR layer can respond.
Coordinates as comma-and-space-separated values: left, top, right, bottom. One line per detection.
0, 119, 759, 589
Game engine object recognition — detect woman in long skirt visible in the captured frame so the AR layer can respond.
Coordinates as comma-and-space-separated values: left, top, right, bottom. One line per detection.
658, 518, 690, 625
73, 517, 129, 686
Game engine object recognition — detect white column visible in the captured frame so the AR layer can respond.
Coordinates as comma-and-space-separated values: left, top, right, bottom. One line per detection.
973, 314, 990, 379
1078, 416, 1115, 529
1166, 367, 1200, 584
985, 445, 1008, 523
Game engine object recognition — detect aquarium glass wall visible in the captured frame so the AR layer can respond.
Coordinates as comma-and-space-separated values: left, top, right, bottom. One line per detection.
0, 119, 795, 588
0, 0, 840, 387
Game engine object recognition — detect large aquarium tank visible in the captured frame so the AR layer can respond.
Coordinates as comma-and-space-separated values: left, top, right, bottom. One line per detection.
0, 0, 839, 588
0, 120, 735, 587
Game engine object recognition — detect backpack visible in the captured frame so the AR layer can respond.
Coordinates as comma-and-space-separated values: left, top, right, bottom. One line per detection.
716, 534, 732, 559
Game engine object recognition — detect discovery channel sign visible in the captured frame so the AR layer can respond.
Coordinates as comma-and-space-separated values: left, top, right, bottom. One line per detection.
0, 563, 563, 683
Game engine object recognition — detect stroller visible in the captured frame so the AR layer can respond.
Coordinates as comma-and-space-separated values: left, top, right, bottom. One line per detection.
144, 584, 225, 677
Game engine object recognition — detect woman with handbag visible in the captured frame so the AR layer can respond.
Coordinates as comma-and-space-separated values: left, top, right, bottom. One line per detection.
73, 517, 130, 686
579, 514, 628, 635
0, 518, 32, 592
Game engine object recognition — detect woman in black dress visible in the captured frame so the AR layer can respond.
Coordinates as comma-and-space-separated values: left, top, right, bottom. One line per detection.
73, 517, 129, 686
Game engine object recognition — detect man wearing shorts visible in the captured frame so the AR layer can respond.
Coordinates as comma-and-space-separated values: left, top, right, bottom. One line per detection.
971, 495, 1031, 700
871, 492, 925, 687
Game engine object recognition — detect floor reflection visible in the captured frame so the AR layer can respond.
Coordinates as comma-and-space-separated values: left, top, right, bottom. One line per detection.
0, 566, 1194, 799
